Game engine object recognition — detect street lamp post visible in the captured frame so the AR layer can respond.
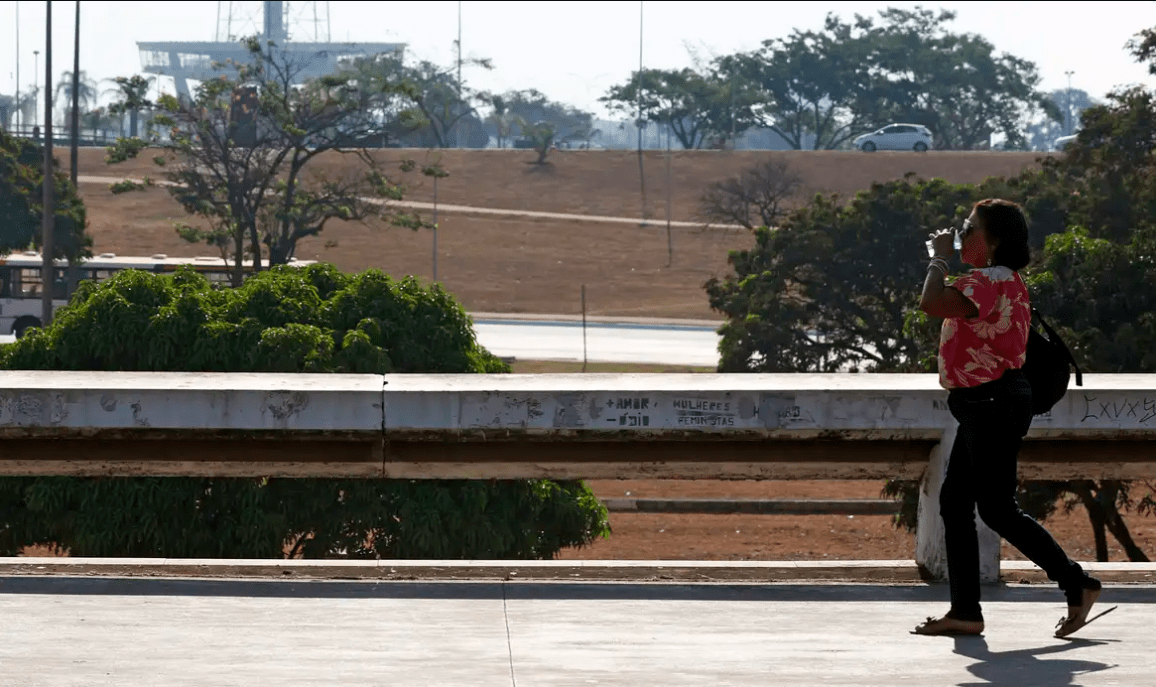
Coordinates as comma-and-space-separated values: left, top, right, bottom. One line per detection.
1065, 70, 1075, 136
636, 0, 646, 219
15, 1, 19, 132
70, 0, 81, 187
33, 49, 39, 129
42, 2, 56, 328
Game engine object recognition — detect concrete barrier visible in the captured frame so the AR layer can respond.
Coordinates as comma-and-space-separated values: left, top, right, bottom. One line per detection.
1, 370, 1154, 580
2, 371, 1154, 481
0, 371, 384, 477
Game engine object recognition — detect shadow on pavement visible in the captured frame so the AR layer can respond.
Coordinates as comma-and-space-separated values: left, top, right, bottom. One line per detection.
952, 636, 1117, 687
2, 577, 1156, 603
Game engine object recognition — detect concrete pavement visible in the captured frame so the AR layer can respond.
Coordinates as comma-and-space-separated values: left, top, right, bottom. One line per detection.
1, 574, 1152, 686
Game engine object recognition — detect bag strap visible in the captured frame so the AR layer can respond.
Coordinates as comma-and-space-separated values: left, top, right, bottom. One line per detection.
1032, 308, 1083, 387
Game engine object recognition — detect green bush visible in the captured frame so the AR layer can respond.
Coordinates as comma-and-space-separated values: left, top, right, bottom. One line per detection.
108, 179, 146, 194
0, 129, 92, 261
0, 264, 609, 558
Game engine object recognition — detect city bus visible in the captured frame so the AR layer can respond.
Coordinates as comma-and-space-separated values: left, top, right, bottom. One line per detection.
0, 252, 316, 338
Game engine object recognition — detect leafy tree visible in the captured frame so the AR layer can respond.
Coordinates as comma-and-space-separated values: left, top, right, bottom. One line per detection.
1126, 25, 1156, 73
108, 38, 428, 286
715, 9, 1055, 150
856, 7, 1059, 150
706, 176, 976, 373
601, 68, 745, 149
483, 89, 593, 149
0, 129, 92, 261
520, 121, 557, 165
105, 75, 154, 138
716, 16, 871, 150
0, 263, 610, 558
485, 93, 517, 148
344, 50, 492, 148
1026, 86, 1156, 372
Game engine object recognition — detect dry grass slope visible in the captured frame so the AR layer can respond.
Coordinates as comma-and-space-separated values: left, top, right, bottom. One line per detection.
76, 147, 1047, 319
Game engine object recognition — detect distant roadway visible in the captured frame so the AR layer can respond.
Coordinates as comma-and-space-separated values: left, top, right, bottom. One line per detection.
470, 314, 721, 367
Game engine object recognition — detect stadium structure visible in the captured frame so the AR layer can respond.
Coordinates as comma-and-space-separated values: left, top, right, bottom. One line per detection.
137, 1, 404, 99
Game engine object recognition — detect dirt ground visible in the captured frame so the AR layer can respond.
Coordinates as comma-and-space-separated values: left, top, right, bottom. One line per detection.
75, 148, 1046, 320
26, 148, 1146, 565
558, 480, 1156, 564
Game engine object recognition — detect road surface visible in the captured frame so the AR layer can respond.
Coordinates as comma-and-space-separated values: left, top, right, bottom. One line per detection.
472, 317, 720, 367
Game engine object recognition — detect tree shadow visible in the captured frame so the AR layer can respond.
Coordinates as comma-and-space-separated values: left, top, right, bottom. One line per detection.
952, 636, 1117, 687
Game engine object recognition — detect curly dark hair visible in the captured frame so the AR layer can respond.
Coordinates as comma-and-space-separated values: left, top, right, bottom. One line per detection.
973, 198, 1031, 270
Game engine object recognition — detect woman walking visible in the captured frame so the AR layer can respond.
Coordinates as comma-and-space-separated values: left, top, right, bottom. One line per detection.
913, 198, 1101, 638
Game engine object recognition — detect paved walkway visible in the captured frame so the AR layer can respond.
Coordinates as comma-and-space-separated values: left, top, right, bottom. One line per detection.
1, 574, 1151, 686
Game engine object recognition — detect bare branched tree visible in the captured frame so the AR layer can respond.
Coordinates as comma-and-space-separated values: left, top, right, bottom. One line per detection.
110, 38, 427, 286
699, 158, 803, 230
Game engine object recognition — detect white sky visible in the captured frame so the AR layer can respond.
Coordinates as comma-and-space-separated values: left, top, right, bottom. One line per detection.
4, 1, 1156, 118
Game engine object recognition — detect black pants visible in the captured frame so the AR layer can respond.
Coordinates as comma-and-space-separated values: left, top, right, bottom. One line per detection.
941, 369, 1087, 620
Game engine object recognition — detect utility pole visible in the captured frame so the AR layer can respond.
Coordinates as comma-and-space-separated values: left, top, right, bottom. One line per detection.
1064, 70, 1075, 136
15, 1, 19, 131
730, 80, 736, 148
33, 49, 39, 128
42, 0, 56, 327
665, 118, 672, 267
456, 1, 462, 148
636, 1, 647, 220
424, 162, 448, 281
456, 1, 462, 92
70, 0, 81, 187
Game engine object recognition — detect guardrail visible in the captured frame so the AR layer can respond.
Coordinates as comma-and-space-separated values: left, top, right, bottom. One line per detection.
3, 371, 1152, 480
3, 124, 121, 147
2, 371, 1154, 579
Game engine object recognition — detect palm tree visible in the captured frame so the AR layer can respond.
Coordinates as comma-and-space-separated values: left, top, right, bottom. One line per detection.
56, 69, 98, 112
104, 75, 154, 138
16, 87, 39, 131
57, 70, 99, 142
0, 94, 13, 130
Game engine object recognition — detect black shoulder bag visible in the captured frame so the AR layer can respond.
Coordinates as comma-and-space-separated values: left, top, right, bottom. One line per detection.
1021, 308, 1083, 416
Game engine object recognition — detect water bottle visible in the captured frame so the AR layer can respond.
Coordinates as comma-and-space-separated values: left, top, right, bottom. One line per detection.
926, 227, 961, 257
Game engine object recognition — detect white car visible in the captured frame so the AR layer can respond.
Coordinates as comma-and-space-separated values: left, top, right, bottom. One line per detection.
853, 124, 933, 152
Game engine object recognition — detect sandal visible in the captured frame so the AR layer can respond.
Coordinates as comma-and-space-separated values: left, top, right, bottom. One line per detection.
1054, 586, 1101, 638
912, 615, 984, 636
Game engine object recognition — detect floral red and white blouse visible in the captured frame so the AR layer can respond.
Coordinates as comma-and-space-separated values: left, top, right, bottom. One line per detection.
938, 266, 1031, 389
